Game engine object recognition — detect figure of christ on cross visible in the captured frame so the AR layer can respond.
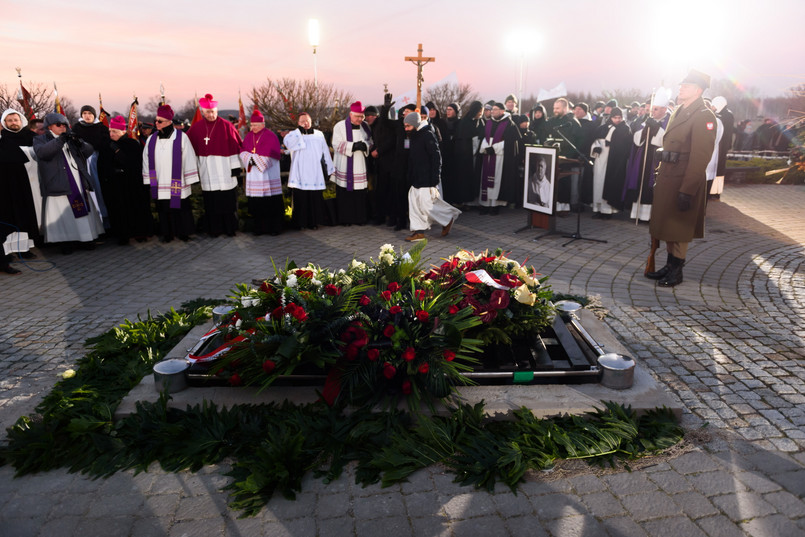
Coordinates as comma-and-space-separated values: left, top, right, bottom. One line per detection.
404, 43, 435, 112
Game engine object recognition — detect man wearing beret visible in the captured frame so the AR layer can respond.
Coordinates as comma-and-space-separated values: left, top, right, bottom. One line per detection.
646, 69, 717, 287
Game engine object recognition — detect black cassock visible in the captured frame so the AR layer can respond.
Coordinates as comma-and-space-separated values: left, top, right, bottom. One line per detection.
0, 128, 40, 242
98, 137, 154, 241
602, 122, 632, 211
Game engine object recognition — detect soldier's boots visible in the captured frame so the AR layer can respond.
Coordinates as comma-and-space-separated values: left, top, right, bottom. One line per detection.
645, 253, 672, 280
657, 255, 685, 287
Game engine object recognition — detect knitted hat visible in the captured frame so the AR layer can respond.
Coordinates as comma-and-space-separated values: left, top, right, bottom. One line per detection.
404, 112, 420, 128
447, 103, 460, 115
364, 105, 379, 116
80, 105, 96, 117
610, 107, 623, 118
109, 115, 127, 131
605, 99, 618, 108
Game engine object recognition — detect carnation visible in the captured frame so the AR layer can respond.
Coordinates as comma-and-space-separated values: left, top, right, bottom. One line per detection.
402, 347, 416, 361
286, 274, 298, 288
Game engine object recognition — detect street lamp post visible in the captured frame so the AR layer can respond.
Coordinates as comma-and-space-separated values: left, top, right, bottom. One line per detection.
505, 31, 540, 112
308, 19, 320, 90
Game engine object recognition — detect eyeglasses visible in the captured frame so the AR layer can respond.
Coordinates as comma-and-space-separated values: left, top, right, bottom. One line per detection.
155, 118, 170, 124
54, 122, 67, 127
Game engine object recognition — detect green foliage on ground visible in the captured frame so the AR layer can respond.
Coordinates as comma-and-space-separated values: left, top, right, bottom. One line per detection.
0, 301, 684, 518
726, 158, 805, 184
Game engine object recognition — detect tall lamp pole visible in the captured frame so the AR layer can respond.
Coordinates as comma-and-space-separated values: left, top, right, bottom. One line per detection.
308, 19, 320, 90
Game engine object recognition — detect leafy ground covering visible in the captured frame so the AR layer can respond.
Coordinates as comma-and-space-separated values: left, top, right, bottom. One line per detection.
1, 299, 683, 517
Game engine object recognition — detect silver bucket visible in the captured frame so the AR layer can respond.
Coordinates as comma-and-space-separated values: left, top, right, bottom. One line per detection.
597, 353, 635, 390
153, 359, 189, 393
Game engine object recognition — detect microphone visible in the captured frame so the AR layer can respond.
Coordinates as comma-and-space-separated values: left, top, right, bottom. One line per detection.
553, 121, 573, 131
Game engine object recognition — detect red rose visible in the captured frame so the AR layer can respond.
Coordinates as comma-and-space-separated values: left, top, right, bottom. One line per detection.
402, 347, 416, 362
359, 294, 371, 306
418, 363, 430, 374
285, 302, 297, 314
448, 305, 460, 314
499, 274, 521, 288
383, 324, 396, 338
324, 284, 341, 296
259, 281, 274, 294
296, 269, 313, 279
443, 350, 456, 361
402, 380, 412, 395
415, 289, 426, 300
292, 307, 308, 321
341, 325, 368, 348
489, 289, 510, 310
381, 290, 392, 301
367, 348, 380, 361
262, 360, 276, 374
387, 282, 401, 293
389, 305, 402, 315
345, 345, 359, 360
271, 306, 284, 320
415, 310, 429, 322
383, 362, 396, 379
229, 373, 242, 386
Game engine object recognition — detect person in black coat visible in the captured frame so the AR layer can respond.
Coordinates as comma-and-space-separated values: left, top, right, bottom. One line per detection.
601, 109, 633, 212
373, 96, 398, 226
454, 100, 484, 206
404, 113, 460, 242
72, 105, 111, 228
379, 96, 417, 230
529, 104, 549, 144
98, 116, 155, 244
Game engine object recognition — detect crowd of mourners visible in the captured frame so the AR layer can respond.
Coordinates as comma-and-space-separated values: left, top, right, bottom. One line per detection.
0, 86, 792, 275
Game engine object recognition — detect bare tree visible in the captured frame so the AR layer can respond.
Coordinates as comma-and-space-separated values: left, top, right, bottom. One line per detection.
142, 93, 171, 119
424, 82, 480, 117
175, 97, 198, 121
0, 81, 55, 119
251, 78, 354, 133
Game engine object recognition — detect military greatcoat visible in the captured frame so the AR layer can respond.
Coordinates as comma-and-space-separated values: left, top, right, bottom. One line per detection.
649, 96, 716, 242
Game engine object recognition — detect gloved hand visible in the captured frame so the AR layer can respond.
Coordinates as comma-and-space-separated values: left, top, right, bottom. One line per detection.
352, 141, 367, 152
231, 168, 242, 177
384, 93, 393, 107
677, 192, 692, 212
645, 118, 660, 130
58, 132, 70, 143
484, 147, 495, 155
592, 147, 602, 156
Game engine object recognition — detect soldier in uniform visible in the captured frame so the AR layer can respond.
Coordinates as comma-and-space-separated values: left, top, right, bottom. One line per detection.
646, 69, 717, 287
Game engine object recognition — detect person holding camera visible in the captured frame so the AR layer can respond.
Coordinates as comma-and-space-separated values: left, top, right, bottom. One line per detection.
33, 113, 104, 254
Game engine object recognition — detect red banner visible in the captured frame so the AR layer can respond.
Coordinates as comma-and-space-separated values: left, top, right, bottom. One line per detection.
17, 82, 36, 121
237, 94, 246, 131
126, 98, 139, 140
191, 105, 202, 126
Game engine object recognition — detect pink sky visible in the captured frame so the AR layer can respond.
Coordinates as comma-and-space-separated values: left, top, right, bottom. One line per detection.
3, 0, 803, 114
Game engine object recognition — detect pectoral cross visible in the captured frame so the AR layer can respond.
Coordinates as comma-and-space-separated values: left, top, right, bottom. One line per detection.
404, 43, 435, 113
204, 136, 210, 145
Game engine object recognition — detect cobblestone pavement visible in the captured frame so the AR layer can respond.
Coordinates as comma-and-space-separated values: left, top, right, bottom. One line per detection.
1, 184, 804, 536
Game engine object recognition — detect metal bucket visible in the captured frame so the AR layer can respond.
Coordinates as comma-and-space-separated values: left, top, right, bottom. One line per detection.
212, 305, 235, 325
153, 359, 189, 393
597, 353, 635, 390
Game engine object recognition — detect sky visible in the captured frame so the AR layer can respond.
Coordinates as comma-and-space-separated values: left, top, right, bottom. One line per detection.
3, 0, 804, 114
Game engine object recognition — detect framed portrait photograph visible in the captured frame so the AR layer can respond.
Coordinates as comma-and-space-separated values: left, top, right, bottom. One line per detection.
523, 145, 556, 215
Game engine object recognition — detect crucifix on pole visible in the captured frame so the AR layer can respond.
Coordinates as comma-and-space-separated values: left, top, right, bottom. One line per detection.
404, 43, 435, 113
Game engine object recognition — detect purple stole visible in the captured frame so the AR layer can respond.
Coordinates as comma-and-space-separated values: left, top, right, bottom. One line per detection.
62, 152, 90, 218
148, 131, 184, 209
480, 120, 508, 201
343, 118, 372, 191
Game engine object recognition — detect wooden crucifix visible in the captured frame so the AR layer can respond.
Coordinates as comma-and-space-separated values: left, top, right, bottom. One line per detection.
405, 43, 435, 113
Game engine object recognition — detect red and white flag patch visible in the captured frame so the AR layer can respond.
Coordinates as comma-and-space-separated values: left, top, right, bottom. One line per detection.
706, 122, 714, 130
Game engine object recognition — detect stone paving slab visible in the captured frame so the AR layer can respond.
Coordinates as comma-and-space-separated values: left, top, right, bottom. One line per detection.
1, 184, 804, 536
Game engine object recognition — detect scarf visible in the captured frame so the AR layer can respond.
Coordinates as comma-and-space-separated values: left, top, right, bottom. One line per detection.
62, 150, 90, 218
343, 116, 372, 191
148, 130, 183, 209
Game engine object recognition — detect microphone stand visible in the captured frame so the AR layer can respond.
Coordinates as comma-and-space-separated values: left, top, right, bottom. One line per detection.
550, 124, 607, 247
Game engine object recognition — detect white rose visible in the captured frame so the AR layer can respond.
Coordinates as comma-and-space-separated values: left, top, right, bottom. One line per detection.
380, 243, 395, 254
286, 274, 298, 288
380, 253, 394, 264
311, 279, 322, 287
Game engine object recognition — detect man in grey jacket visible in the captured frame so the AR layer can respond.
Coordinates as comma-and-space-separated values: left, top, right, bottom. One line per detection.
34, 113, 104, 254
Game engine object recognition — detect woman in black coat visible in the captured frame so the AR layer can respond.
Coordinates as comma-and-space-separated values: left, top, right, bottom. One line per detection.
453, 100, 484, 205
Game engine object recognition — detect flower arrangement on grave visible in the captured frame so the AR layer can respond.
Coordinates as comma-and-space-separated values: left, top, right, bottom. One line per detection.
211, 243, 554, 409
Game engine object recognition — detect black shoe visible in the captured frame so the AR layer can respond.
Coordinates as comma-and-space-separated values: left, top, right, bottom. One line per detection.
80, 241, 96, 251
179, 235, 190, 242
20, 251, 36, 259
2, 265, 21, 275
117, 238, 130, 246
160, 236, 173, 243
646, 253, 671, 280
657, 256, 684, 287
490, 207, 500, 215
479, 207, 490, 215
60, 245, 74, 255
